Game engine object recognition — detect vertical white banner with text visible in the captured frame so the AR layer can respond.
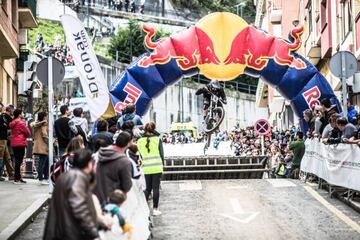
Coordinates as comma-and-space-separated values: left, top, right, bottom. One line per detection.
61, 14, 111, 121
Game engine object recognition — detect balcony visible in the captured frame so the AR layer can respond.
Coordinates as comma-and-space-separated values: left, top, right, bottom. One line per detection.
304, 31, 321, 65
18, 0, 38, 28
0, 30, 18, 58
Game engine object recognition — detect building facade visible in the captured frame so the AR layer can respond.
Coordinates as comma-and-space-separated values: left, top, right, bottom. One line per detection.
255, 0, 360, 129
302, 0, 360, 106
142, 79, 267, 133
0, 0, 37, 107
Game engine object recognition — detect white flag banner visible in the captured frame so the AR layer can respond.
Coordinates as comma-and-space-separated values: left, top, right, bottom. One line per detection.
61, 14, 112, 121
301, 139, 360, 191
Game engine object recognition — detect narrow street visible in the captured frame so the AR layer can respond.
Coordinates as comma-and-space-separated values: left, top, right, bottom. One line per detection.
18, 179, 360, 240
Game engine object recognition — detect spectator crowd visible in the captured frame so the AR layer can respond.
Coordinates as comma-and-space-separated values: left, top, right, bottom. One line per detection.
66, 0, 145, 14
0, 102, 164, 239
229, 97, 360, 179
34, 33, 74, 66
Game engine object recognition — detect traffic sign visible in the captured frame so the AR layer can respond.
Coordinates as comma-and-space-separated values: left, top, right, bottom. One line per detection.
329, 51, 358, 117
254, 119, 271, 136
329, 51, 357, 78
36, 57, 65, 87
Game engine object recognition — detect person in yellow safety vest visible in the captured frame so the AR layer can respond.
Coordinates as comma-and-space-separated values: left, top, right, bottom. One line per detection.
275, 158, 288, 178
137, 122, 164, 216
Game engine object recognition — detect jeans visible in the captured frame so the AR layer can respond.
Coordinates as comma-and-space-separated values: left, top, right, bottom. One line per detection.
36, 154, 49, 181
0, 160, 3, 177
0, 140, 14, 177
13, 147, 25, 181
144, 173, 162, 208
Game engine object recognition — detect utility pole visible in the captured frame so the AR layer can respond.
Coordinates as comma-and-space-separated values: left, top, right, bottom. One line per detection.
162, 0, 165, 17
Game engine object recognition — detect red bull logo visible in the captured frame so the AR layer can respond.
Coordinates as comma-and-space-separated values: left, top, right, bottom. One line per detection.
114, 82, 142, 113
138, 25, 220, 70
137, 13, 306, 80
302, 86, 321, 108
224, 26, 306, 70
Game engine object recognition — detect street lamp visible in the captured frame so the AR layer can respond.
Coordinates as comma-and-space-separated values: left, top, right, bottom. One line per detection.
235, 2, 246, 18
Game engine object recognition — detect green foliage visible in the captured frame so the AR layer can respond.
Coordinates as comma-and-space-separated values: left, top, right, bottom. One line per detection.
29, 19, 65, 48
108, 19, 170, 63
171, 0, 256, 22
93, 43, 112, 59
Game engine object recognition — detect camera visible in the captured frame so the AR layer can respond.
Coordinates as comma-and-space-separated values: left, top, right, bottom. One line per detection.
327, 138, 341, 144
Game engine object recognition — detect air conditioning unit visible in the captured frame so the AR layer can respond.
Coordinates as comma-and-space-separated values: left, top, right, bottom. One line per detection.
33, 89, 43, 99
18, 29, 27, 45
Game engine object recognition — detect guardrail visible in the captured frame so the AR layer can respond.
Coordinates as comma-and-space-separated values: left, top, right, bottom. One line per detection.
301, 139, 360, 213
163, 155, 268, 180
78, 5, 194, 27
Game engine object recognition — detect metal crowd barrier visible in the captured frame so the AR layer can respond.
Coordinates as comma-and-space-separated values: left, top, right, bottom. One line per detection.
305, 176, 360, 213
163, 156, 268, 180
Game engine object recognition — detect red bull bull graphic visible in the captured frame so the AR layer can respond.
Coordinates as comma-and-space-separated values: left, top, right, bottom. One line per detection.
138, 25, 220, 70
224, 26, 306, 70
109, 12, 340, 130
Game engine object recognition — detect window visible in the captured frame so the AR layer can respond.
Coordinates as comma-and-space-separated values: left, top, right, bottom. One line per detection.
308, 3, 313, 33
152, 112, 156, 123
1, 0, 7, 13
320, 0, 328, 32
342, 0, 352, 40
11, 0, 17, 29
170, 114, 174, 124
188, 93, 192, 114
7, 75, 11, 104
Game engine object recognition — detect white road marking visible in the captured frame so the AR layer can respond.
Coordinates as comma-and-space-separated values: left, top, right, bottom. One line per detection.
267, 179, 297, 187
220, 212, 260, 224
220, 198, 260, 223
226, 185, 249, 190
305, 182, 318, 187
230, 198, 243, 213
304, 186, 360, 234
179, 181, 202, 191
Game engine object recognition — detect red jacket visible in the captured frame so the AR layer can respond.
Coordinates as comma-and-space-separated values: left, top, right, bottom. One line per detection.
10, 118, 31, 147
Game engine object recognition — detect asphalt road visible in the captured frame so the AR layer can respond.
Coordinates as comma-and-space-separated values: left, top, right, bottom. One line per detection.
152, 179, 360, 240
18, 179, 360, 240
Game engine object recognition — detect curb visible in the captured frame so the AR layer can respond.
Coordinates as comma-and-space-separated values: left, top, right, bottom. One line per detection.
0, 195, 50, 240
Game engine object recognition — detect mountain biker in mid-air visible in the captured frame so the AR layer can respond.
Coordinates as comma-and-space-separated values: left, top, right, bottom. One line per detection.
195, 80, 227, 121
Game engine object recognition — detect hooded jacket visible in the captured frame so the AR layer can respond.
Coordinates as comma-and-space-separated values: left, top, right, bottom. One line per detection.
9, 118, 31, 147
69, 117, 88, 134
95, 145, 133, 205
31, 121, 48, 155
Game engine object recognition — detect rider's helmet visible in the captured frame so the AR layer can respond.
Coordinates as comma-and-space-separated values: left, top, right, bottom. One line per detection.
209, 80, 222, 92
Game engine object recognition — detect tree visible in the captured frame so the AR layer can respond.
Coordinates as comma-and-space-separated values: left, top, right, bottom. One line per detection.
109, 19, 170, 63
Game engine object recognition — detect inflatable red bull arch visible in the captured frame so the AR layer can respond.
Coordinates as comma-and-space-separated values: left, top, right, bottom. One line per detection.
110, 12, 340, 129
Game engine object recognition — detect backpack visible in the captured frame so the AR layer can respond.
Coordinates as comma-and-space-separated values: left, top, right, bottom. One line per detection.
50, 154, 71, 185
68, 121, 89, 145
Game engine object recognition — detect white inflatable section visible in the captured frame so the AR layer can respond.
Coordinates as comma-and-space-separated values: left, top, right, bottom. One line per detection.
164, 141, 234, 157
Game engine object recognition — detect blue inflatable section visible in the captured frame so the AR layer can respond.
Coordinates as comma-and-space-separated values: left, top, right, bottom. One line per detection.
109, 33, 340, 132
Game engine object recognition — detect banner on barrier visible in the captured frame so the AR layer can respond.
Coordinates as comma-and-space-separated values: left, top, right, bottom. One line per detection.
301, 139, 360, 191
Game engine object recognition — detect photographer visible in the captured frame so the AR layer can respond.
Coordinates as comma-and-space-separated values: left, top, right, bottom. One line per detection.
321, 113, 340, 144
326, 117, 356, 144
341, 115, 360, 145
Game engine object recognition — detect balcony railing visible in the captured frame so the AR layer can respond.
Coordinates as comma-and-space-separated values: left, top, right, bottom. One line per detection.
19, 0, 37, 17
